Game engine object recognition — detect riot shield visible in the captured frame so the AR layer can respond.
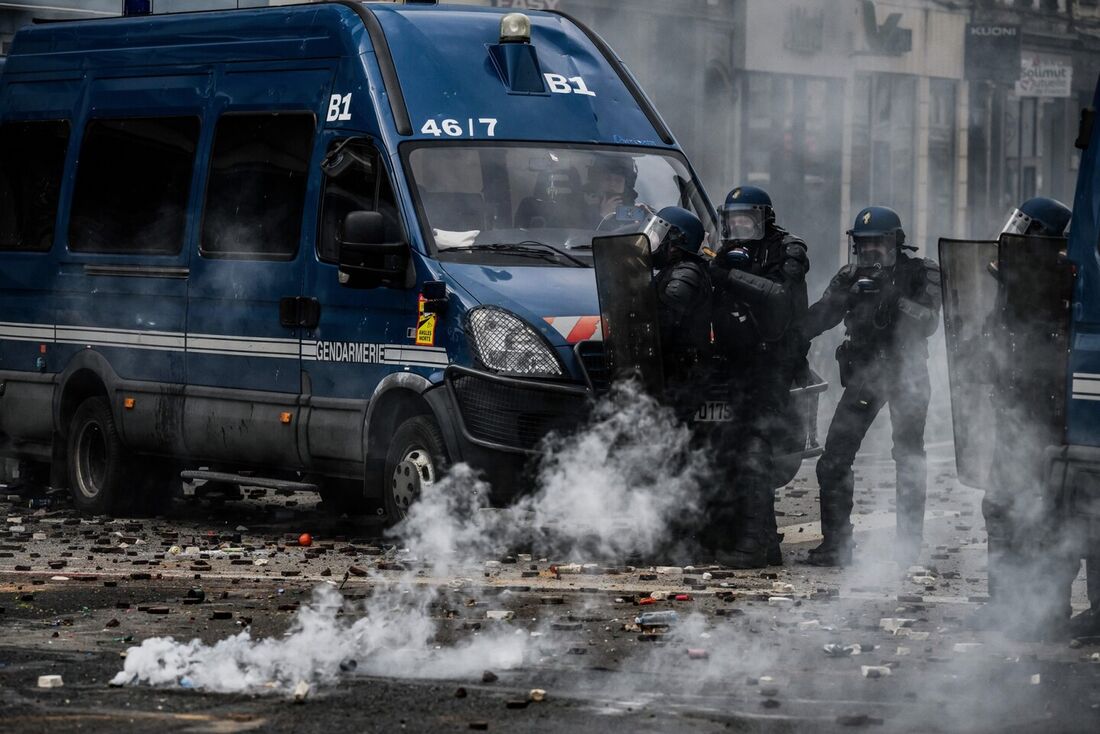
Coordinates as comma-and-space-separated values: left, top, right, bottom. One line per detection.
591, 233, 665, 395
939, 238, 999, 488
998, 233, 1072, 438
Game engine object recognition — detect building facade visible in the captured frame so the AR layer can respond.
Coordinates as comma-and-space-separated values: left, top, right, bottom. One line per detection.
3, 0, 1098, 280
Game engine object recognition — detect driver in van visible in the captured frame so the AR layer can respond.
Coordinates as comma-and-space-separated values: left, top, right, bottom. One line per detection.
582, 156, 638, 225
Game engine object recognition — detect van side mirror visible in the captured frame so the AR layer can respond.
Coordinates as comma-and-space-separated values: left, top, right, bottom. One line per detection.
338, 211, 410, 289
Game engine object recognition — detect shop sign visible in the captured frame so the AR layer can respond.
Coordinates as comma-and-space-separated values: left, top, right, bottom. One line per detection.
1016, 52, 1073, 98
490, 0, 563, 9
964, 24, 1020, 83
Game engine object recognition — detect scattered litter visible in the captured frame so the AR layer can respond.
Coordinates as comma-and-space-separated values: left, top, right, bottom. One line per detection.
298, 533, 312, 547
824, 644, 861, 658
528, 688, 546, 702
635, 611, 679, 627
1030, 674, 1041, 685
292, 680, 310, 702
37, 675, 63, 688
486, 610, 514, 621
686, 648, 709, 660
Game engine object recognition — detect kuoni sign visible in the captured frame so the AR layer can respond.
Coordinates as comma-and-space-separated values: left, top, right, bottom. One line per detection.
1016, 53, 1073, 98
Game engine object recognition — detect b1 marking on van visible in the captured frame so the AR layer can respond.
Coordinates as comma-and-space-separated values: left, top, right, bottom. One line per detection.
420, 118, 498, 137
326, 93, 353, 122
544, 74, 596, 97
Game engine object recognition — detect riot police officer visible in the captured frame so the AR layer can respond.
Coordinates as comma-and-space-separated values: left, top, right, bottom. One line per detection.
708, 186, 810, 568
805, 207, 941, 567
651, 206, 712, 389
974, 196, 1083, 637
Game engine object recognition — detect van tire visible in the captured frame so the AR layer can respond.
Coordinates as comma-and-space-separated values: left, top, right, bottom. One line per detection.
383, 415, 449, 525
67, 397, 137, 516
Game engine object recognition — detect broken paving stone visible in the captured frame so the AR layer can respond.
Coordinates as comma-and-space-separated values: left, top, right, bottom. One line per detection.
210, 611, 232, 620
879, 618, 916, 634
837, 714, 885, 727
37, 675, 63, 688
468, 724, 489, 731
481, 670, 498, 683
455, 687, 468, 698
528, 689, 546, 702
761, 699, 780, 709
145, 607, 170, 615
505, 700, 529, 709
861, 666, 892, 679
953, 643, 984, 653
347, 566, 367, 577
486, 610, 514, 621
824, 644, 861, 658
292, 680, 310, 702
551, 620, 582, 631
104, 618, 120, 628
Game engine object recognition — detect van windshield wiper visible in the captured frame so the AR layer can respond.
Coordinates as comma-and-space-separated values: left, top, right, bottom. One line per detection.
450, 242, 590, 268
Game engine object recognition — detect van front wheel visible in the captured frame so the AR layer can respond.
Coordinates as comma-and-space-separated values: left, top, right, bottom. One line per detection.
383, 416, 449, 525
67, 397, 135, 516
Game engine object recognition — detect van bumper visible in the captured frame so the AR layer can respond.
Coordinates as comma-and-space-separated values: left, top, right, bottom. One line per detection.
427, 365, 593, 503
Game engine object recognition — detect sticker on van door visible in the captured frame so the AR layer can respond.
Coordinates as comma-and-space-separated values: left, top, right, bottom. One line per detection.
415, 295, 437, 347
326, 93, 353, 122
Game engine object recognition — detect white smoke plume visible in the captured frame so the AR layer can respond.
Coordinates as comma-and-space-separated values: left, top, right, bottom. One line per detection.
112, 383, 711, 693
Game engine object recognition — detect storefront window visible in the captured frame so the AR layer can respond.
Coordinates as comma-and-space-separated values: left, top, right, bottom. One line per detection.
740, 71, 844, 280
928, 79, 957, 249
852, 73, 918, 235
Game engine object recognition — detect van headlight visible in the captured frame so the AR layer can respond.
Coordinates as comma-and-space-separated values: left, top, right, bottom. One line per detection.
466, 306, 563, 376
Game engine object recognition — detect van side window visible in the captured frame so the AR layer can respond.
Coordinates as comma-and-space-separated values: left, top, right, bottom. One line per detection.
202, 113, 315, 260
0, 120, 70, 252
318, 139, 401, 263
69, 117, 200, 254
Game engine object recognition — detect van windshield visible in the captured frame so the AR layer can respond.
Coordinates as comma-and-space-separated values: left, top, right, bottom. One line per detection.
405, 144, 715, 265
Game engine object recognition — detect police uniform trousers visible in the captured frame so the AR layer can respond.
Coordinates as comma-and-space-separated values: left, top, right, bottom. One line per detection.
982, 403, 1078, 625
816, 357, 929, 551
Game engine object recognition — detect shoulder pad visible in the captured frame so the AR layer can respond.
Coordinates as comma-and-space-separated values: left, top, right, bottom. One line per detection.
781, 233, 806, 249
785, 242, 808, 262
923, 258, 941, 283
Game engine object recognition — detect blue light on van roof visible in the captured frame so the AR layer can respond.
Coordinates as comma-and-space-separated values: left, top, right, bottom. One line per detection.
123, 0, 152, 16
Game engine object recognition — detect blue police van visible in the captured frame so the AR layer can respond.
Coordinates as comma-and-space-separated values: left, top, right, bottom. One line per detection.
0, 1, 820, 520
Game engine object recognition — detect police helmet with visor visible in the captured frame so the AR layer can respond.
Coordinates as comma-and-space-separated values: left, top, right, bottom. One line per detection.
849, 206, 905, 270
719, 186, 773, 244
647, 206, 704, 268
1001, 197, 1071, 238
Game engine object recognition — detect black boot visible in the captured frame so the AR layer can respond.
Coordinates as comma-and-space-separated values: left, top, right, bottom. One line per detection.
717, 540, 768, 569
806, 533, 853, 567
767, 532, 784, 566
1068, 608, 1100, 639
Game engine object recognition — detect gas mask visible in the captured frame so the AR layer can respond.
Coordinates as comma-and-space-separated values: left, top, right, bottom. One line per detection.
850, 233, 898, 270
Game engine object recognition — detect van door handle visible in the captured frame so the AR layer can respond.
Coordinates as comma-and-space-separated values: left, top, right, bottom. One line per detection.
279, 297, 321, 330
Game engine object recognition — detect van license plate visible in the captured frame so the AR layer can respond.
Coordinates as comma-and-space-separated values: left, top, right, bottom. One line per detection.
694, 401, 732, 423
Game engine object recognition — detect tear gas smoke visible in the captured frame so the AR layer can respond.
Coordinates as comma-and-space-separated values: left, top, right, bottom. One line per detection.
112, 384, 712, 693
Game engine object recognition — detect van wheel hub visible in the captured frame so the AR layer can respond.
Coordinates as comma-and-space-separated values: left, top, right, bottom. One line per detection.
392, 447, 436, 514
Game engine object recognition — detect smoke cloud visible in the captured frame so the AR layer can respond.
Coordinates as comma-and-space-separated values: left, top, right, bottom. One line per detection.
112, 384, 712, 693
